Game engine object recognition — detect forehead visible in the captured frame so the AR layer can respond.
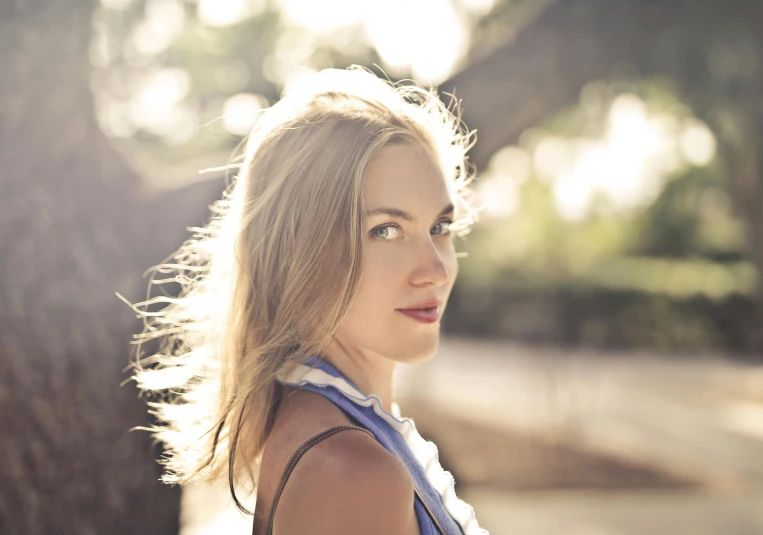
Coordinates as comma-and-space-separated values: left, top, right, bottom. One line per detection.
363, 143, 451, 208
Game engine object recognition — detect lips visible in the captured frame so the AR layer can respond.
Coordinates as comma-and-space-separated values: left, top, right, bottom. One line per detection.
398, 299, 441, 311
396, 305, 440, 324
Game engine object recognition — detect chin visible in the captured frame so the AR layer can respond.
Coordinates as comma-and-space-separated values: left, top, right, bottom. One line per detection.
390, 337, 439, 364
409, 350, 437, 364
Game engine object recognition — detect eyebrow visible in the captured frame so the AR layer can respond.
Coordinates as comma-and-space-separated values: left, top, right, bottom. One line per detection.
366, 202, 454, 222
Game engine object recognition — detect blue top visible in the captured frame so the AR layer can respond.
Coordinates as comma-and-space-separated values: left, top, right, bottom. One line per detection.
276, 355, 488, 535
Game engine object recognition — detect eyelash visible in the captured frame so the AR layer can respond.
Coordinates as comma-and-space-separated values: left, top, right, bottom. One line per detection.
370, 219, 454, 241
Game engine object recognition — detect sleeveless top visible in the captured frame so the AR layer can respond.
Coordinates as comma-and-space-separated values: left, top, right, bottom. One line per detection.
258, 355, 488, 535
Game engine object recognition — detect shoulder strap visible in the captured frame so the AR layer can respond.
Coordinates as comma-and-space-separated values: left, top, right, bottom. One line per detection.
263, 424, 376, 535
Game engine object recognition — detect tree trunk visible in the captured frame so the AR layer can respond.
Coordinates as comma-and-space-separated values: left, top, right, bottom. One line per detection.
0, 1, 225, 533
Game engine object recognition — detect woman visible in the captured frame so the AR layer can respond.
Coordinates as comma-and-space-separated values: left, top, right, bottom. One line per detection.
127, 65, 486, 534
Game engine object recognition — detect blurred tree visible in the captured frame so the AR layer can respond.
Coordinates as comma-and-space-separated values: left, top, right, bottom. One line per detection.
0, 1, 225, 533
442, 0, 763, 352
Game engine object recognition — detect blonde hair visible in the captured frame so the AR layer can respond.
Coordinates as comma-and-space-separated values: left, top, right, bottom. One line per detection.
123, 65, 478, 514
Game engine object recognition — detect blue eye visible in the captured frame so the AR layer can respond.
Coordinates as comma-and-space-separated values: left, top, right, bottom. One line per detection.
370, 219, 453, 241
370, 223, 401, 240
432, 219, 453, 236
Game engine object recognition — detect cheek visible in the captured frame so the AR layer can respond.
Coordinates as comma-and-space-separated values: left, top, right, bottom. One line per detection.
354, 249, 404, 309
442, 242, 459, 283
364, 245, 408, 281
339, 255, 398, 341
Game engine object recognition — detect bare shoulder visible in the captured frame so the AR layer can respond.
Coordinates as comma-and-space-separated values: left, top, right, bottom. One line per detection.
273, 427, 419, 535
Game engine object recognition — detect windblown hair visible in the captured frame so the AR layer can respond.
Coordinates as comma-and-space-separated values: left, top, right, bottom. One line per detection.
124, 65, 478, 514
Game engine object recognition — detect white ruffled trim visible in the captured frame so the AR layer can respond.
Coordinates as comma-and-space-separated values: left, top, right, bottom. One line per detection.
278, 364, 489, 535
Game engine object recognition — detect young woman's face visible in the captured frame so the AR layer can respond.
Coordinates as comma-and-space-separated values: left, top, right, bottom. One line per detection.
336, 142, 459, 364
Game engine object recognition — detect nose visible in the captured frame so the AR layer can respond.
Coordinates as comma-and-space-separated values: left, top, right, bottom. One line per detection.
409, 237, 451, 288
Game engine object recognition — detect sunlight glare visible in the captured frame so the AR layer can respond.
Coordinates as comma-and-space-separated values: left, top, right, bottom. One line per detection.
364, 0, 468, 85
680, 118, 717, 166
472, 146, 531, 219
159, 104, 199, 145
131, 0, 186, 58
134, 0, 186, 56
476, 175, 520, 219
462, 0, 497, 16
222, 93, 268, 135
548, 93, 681, 221
533, 136, 569, 183
271, 0, 468, 85
135, 69, 190, 115
597, 94, 660, 207
491, 146, 532, 185
262, 29, 322, 84
129, 68, 192, 137
198, 0, 261, 27
553, 143, 598, 221
279, 0, 365, 32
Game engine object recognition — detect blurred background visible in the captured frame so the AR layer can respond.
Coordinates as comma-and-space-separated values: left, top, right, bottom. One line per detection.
3, 0, 763, 534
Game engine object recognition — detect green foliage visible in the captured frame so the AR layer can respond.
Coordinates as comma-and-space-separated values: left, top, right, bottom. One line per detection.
462, 76, 751, 307
633, 165, 748, 259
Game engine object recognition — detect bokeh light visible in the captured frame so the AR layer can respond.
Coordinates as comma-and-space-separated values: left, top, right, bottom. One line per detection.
197, 0, 261, 27
221, 92, 268, 135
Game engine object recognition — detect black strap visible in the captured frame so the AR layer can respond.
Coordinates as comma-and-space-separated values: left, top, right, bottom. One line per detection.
261, 424, 375, 535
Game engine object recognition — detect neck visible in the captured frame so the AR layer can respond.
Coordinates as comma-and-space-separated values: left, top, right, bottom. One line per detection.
320, 338, 397, 414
